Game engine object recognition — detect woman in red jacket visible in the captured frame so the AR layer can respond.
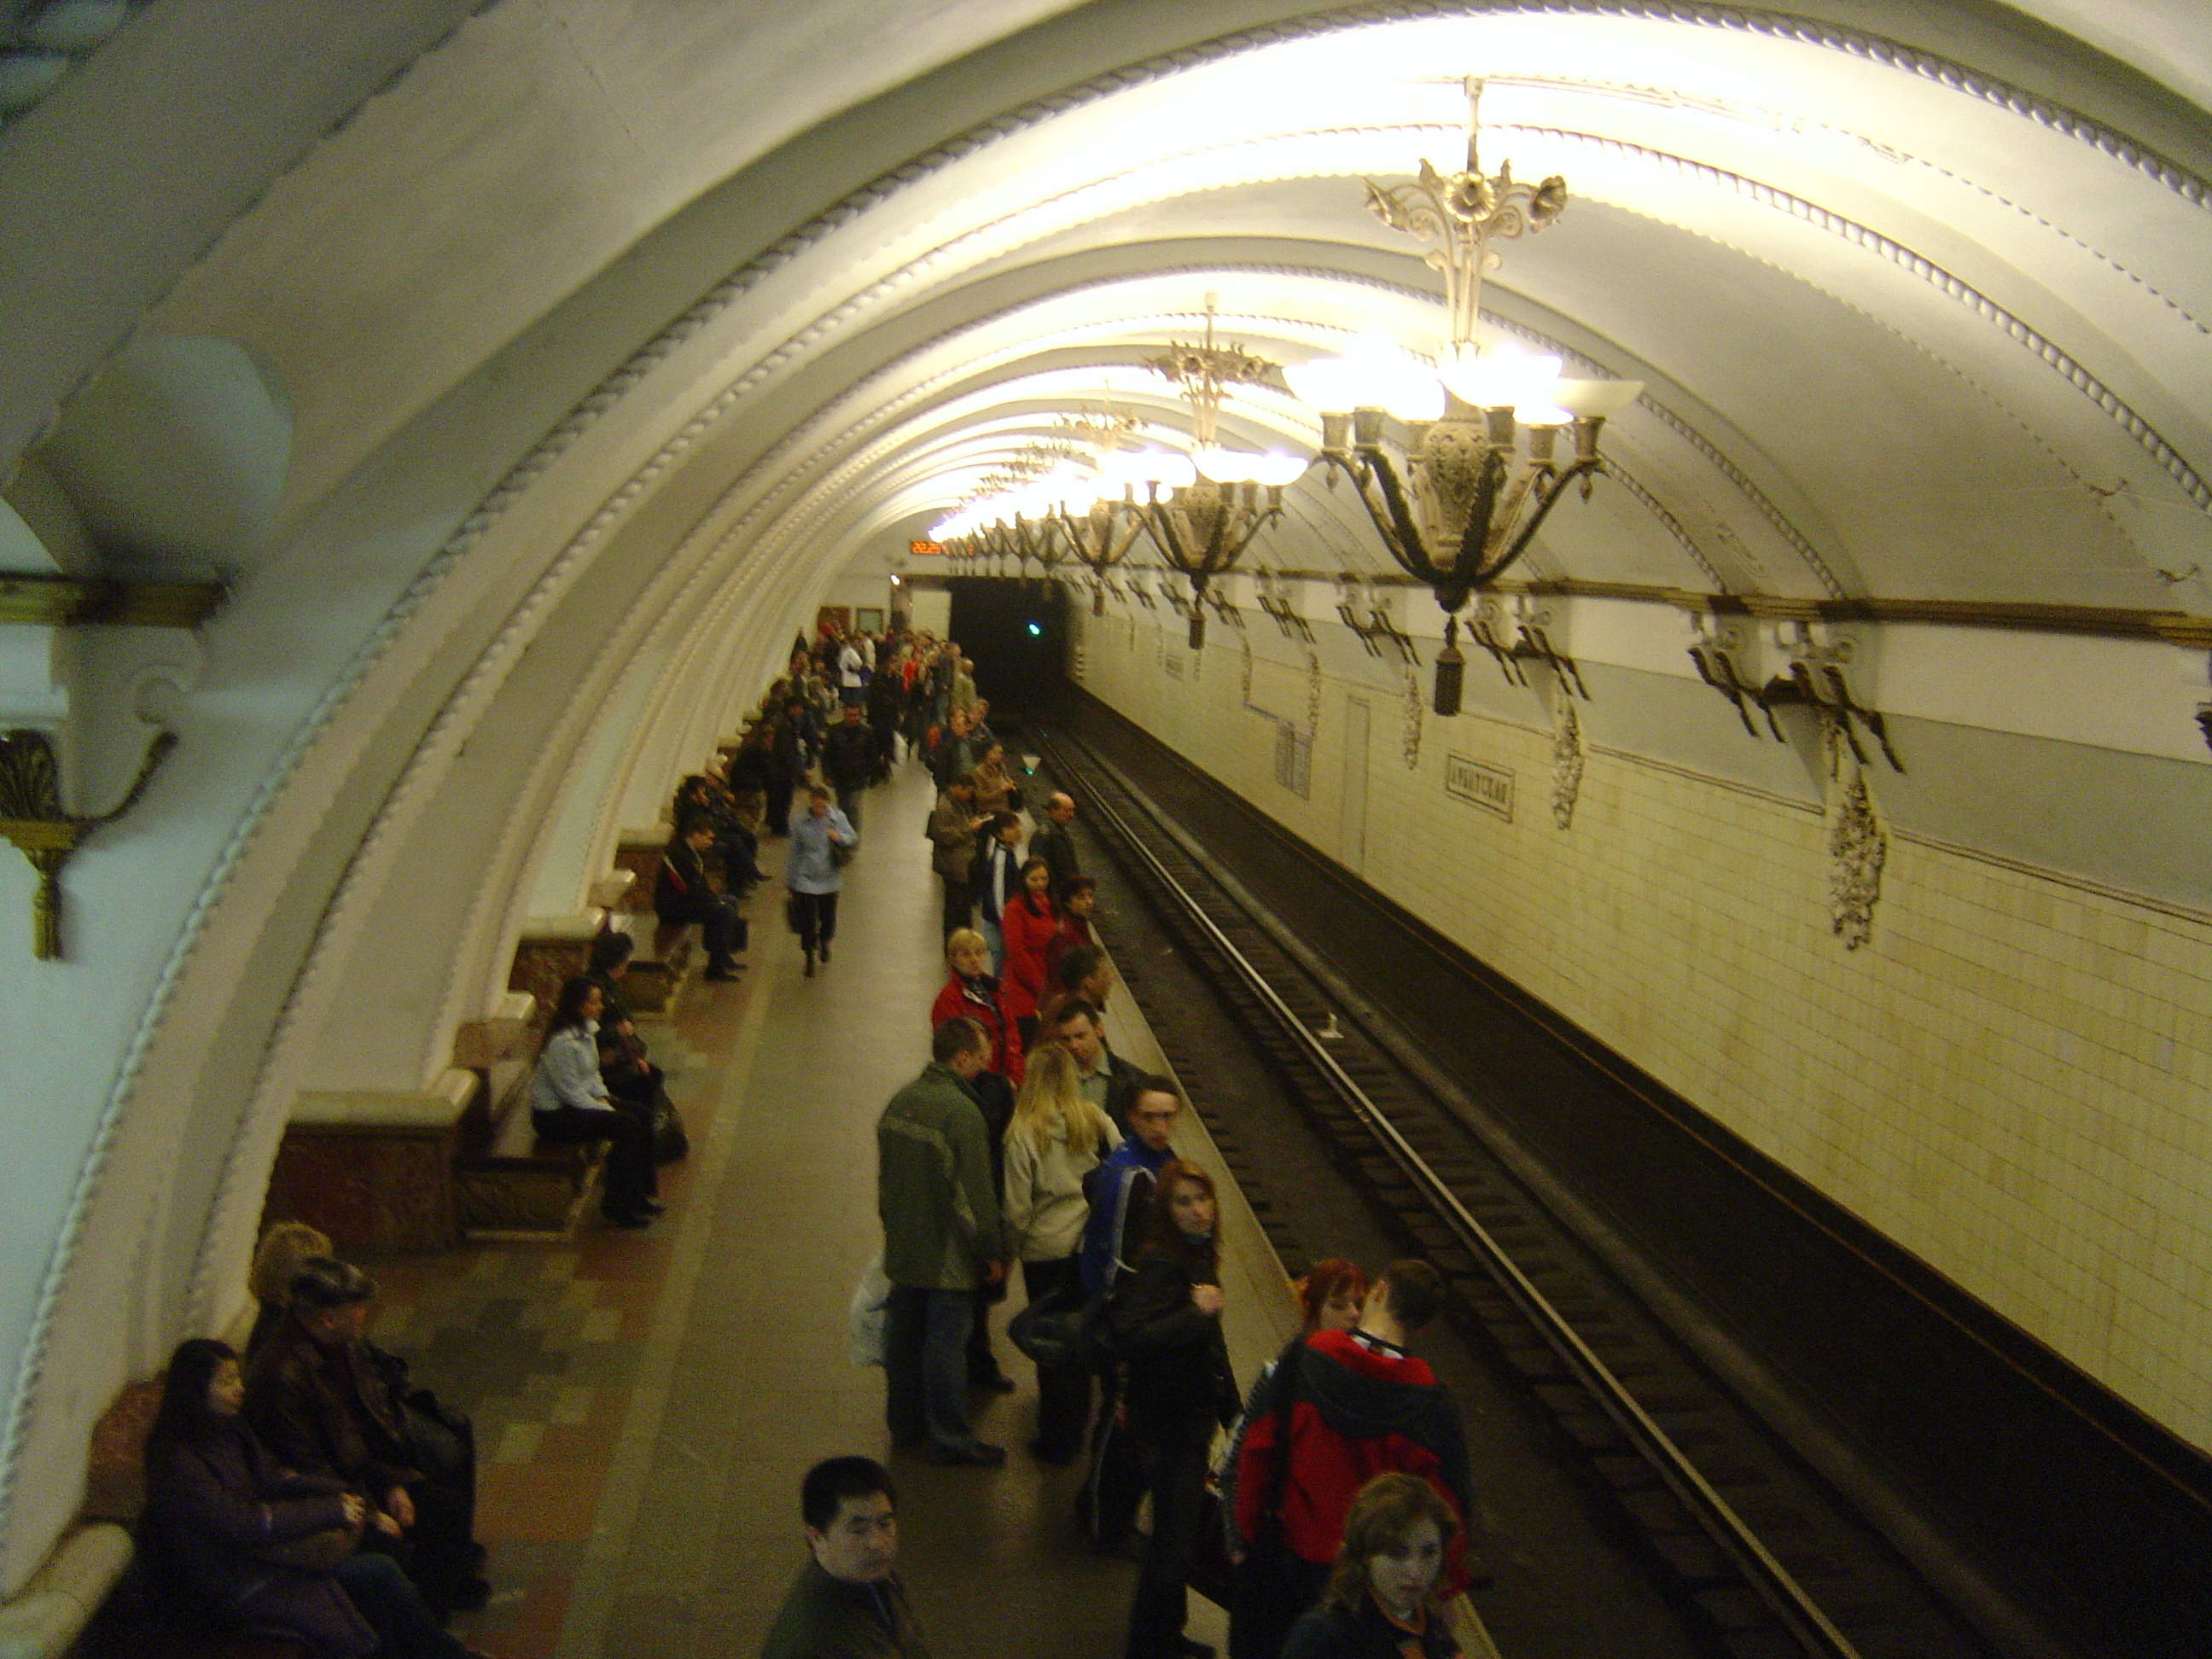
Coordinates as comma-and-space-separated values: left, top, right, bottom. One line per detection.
999, 857, 1058, 1047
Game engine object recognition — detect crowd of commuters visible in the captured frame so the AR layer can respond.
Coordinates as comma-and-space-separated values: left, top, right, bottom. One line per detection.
143, 620, 1476, 1659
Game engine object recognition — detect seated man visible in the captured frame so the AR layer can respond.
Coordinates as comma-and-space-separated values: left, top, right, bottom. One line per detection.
655, 814, 745, 980
760, 1456, 929, 1658
244, 1258, 489, 1615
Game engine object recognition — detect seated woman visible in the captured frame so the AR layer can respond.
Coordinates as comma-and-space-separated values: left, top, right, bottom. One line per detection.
141, 1337, 489, 1659
530, 975, 660, 1227
1281, 1474, 1462, 1658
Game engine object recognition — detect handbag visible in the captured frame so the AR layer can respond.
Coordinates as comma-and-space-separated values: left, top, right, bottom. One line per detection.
650, 1088, 690, 1162
848, 1253, 892, 1367
830, 838, 856, 868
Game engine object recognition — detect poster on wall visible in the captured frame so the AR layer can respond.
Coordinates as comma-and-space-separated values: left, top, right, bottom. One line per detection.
856, 607, 885, 632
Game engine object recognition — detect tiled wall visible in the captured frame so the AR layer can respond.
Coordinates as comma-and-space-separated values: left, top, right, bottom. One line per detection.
1079, 612, 2212, 1452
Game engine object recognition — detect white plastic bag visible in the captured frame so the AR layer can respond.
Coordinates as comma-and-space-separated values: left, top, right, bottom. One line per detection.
847, 1251, 893, 1367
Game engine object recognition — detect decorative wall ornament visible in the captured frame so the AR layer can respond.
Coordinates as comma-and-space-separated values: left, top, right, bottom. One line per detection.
1305, 647, 1324, 740
1402, 667, 1424, 771
1240, 631, 1254, 707
1824, 715, 1887, 950
1551, 694, 1585, 830
0, 727, 176, 959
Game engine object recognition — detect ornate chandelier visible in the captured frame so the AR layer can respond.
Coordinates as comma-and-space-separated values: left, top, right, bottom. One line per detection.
1284, 79, 1642, 714
1132, 297, 1306, 649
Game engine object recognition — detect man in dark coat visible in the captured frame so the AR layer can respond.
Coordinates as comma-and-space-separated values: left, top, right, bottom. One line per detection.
760, 1456, 930, 1659
243, 1259, 488, 1615
1026, 792, 1081, 894
655, 818, 743, 979
820, 703, 876, 828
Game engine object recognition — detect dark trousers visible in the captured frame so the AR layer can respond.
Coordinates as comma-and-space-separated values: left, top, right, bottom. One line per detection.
665, 895, 743, 967
334, 1551, 470, 1657
1124, 1417, 1216, 1659
790, 889, 839, 954
718, 824, 761, 890
1022, 1256, 1091, 1458
765, 775, 796, 835
884, 1285, 978, 1453
834, 785, 864, 828
939, 875, 972, 941
533, 1103, 656, 1217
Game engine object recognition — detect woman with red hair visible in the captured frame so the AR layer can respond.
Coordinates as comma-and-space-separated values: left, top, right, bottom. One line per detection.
1109, 1161, 1241, 1659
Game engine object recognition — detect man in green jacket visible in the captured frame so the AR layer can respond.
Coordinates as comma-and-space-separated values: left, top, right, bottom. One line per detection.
760, 1456, 929, 1658
877, 1017, 1006, 1466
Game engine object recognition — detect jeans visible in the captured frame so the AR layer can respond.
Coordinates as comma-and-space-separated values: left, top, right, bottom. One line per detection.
884, 1284, 978, 1453
835, 786, 864, 828
334, 1551, 469, 1658
979, 913, 1005, 979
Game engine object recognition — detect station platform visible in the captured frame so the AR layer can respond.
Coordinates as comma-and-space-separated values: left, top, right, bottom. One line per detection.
361, 759, 1493, 1658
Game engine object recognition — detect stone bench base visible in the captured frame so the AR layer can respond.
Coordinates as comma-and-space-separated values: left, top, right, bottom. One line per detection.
454, 1060, 607, 1240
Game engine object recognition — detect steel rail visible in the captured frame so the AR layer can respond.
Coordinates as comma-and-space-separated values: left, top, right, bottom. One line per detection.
1045, 730, 1864, 1659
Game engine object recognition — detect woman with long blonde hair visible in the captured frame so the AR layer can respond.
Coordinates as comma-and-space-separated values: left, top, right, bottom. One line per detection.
1002, 1042, 1120, 1464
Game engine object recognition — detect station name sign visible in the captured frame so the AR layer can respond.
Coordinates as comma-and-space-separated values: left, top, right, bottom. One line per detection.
1445, 754, 1514, 822
909, 539, 946, 556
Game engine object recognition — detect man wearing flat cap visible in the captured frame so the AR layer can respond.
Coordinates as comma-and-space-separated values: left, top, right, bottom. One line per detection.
244, 1257, 489, 1615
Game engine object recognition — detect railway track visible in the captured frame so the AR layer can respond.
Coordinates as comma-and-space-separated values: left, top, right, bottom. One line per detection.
1033, 724, 1994, 1659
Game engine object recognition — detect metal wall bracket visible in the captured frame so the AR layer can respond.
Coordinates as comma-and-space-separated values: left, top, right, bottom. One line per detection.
0, 727, 175, 958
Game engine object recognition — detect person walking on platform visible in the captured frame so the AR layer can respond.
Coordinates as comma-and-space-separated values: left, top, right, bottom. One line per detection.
655, 818, 744, 981
1111, 1161, 1240, 1659
788, 784, 857, 977
1003, 1044, 1121, 1464
821, 703, 876, 828
1279, 1475, 1463, 1659
761, 1457, 930, 1659
527, 976, 661, 1227
928, 773, 984, 942
1027, 792, 1081, 894
1229, 1261, 1475, 1653
876, 1018, 1008, 1467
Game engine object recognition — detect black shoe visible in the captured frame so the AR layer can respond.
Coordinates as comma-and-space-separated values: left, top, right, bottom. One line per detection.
703, 962, 740, 981
439, 1575, 492, 1612
802, 952, 816, 978
818, 942, 831, 963
1176, 1640, 1214, 1659
969, 1370, 1017, 1394
923, 1441, 1006, 1467
636, 1199, 666, 1215
603, 1210, 652, 1229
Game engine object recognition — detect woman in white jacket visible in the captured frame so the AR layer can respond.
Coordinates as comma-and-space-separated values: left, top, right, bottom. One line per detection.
530, 974, 660, 1228
1003, 1041, 1121, 1464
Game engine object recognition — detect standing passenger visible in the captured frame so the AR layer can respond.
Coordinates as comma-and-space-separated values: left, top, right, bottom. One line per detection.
876, 1019, 1006, 1467
927, 773, 982, 941
1003, 1045, 1121, 1464
1279, 1474, 1462, 1659
1027, 792, 1082, 894
1111, 1162, 1240, 1659
971, 812, 1024, 979
999, 857, 1057, 1049
787, 785, 857, 977
820, 704, 876, 829
760, 1457, 929, 1659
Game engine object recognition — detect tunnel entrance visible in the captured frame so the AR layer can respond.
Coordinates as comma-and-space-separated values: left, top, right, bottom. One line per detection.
945, 578, 1068, 727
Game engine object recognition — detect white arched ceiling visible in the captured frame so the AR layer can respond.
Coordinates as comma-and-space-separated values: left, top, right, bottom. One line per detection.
1, 0, 2208, 1599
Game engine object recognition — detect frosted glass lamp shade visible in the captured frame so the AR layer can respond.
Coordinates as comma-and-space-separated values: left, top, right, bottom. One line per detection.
1550, 378, 1645, 417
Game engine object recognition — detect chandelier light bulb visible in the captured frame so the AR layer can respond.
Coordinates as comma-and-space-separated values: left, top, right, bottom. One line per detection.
1514, 401, 1574, 427
1439, 343, 1563, 409
1549, 377, 1646, 418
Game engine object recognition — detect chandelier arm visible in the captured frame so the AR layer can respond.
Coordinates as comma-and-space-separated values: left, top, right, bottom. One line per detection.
1359, 450, 1447, 587
1481, 461, 1596, 589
